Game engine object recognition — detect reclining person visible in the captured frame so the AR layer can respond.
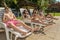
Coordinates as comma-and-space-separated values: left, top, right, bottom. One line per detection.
39, 10, 51, 24
31, 9, 48, 26
3, 7, 39, 36
39, 9, 45, 17
45, 13, 58, 24
22, 10, 31, 20
45, 13, 58, 20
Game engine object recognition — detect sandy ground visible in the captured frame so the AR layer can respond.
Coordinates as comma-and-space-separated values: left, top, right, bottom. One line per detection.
0, 16, 60, 40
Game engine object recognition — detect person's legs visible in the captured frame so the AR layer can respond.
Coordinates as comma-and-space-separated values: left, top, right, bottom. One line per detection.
31, 20, 47, 26
38, 20, 49, 25
17, 21, 39, 32
8, 22, 28, 35
10, 20, 41, 32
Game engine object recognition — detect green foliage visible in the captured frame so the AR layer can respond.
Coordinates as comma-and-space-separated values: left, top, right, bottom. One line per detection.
49, 0, 56, 4
37, 0, 49, 10
0, 0, 5, 7
30, 0, 56, 11
12, 0, 17, 4
4, 0, 17, 8
0, 0, 57, 12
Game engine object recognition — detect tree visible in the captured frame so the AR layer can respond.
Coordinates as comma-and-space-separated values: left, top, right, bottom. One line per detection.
49, 0, 56, 4
0, 0, 5, 7
0, 0, 56, 12
37, 0, 49, 13
4, 0, 18, 8
0, 0, 17, 8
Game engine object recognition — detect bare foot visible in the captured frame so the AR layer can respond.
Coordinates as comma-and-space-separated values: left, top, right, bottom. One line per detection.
32, 27, 40, 32
21, 32, 27, 36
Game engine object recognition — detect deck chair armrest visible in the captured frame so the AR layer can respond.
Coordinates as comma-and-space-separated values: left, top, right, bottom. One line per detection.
32, 22, 46, 28
0, 22, 7, 28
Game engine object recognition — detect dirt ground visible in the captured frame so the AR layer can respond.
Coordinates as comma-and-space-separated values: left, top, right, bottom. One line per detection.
0, 16, 60, 40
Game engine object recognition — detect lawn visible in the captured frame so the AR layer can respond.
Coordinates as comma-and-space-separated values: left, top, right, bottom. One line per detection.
50, 13, 60, 16
17, 13, 60, 19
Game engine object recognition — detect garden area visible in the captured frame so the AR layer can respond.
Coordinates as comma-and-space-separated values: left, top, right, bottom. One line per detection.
0, 0, 60, 17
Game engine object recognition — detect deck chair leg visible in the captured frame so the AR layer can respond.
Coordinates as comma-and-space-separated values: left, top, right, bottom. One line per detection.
40, 27, 46, 35
5, 30, 10, 40
15, 35, 18, 40
31, 23, 33, 28
10, 33, 12, 40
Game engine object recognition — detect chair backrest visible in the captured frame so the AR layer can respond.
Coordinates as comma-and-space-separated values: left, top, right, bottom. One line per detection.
20, 8, 27, 16
20, 8, 31, 20
0, 7, 11, 40
20, 8, 32, 23
29, 9, 34, 16
0, 7, 5, 28
0, 7, 5, 22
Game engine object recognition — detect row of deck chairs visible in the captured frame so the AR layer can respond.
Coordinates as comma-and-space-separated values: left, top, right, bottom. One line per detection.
20, 8, 55, 28
19, 8, 57, 34
0, 8, 57, 40
20, 8, 46, 27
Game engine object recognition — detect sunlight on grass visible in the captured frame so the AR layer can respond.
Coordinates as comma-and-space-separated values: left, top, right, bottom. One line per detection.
17, 16, 22, 20
50, 13, 60, 16
17, 13, 60, 19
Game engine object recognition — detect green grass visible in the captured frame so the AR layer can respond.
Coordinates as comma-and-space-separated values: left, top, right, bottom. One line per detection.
17, 13, 60, 19
50, 13, 60, 16
17, 16, 22, 20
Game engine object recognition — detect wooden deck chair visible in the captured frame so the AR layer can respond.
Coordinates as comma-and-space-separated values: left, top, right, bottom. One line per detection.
29, 9, 46, 35
0, 8, 32, 40
0, 7, 11, 40
20, 8, 46, 28
20, 8, 31, 22
20, 8, 33, 27
29, 9, 46, 26
20, 8, 44, 28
